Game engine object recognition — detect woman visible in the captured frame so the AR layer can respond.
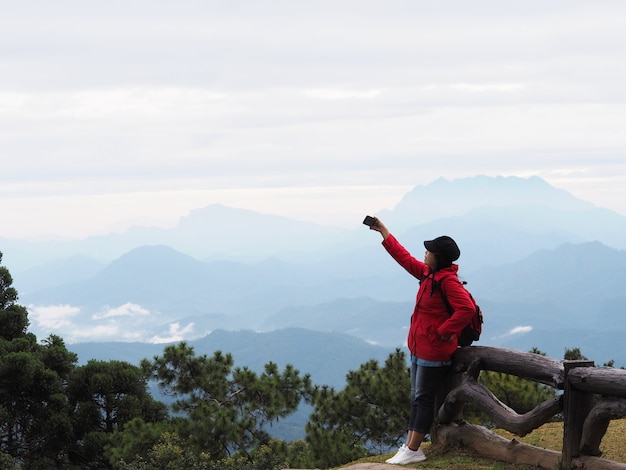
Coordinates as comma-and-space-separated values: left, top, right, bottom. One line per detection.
368, 217, 475, 465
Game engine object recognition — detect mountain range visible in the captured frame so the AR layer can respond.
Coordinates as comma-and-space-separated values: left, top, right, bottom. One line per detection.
3, 174, 626, 376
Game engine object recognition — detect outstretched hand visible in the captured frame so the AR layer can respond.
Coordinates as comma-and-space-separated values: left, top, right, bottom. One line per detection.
368, 217, 390, 240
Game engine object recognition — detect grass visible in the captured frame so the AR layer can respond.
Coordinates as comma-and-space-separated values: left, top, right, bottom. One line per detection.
333, 419, 626, 469
493, 419, 626, 463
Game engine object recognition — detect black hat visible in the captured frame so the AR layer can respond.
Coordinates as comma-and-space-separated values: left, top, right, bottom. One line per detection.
424, 235, 460, 262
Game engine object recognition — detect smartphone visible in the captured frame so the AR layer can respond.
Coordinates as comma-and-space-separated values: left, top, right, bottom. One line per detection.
362, 215, 376, 227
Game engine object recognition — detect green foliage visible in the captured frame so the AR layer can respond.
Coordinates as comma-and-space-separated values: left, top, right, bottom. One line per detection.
0, 253, 29, 341
67, 360, 168, 467
305, 348, 410, 468
276, 439, 316, 469
141, 342, 312, 461
564, 346, 621, 368
479, 371, 556, 415
106, 418, 170, 466
564, 347, 588, 361
0, 450, 17, 468
115, 433, 293, 470
0, 252, 78, 468
479, 348, 556, 416
115, 432, 208, 470
562, 346, 622, 368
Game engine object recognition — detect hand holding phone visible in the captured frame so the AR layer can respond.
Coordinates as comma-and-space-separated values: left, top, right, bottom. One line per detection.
363, 215, 376, 227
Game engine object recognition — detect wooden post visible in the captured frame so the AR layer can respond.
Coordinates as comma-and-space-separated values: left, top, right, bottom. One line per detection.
562, 360, 595, 469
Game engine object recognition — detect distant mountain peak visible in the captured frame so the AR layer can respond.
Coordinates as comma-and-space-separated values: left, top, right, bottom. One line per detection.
378, 175, 594, 230
101, 244, 202, 274
416, 174, 579, 202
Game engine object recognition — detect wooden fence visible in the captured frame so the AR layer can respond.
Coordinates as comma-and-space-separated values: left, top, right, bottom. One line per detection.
432, 346, 626, 470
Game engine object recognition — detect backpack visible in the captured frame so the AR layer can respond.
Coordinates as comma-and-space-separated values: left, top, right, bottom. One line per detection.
435, 277, 483, 347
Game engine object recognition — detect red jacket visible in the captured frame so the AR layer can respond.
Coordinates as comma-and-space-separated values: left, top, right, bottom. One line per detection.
382, 234, 475, 362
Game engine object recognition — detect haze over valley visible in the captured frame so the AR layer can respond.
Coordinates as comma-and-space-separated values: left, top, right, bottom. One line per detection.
2, 175, 625, 378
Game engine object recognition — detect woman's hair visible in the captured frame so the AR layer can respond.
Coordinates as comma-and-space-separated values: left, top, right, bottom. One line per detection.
433, 254, 453, 271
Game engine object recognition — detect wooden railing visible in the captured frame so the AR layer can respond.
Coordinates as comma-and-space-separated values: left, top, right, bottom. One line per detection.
432, 346, 626, 470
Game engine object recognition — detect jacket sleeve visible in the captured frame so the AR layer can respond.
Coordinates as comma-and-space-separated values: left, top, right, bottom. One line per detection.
436, 276, 476, 338
382, 234, 428, 281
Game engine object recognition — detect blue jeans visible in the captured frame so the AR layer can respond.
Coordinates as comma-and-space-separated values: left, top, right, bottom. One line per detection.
408, 355, 451, 434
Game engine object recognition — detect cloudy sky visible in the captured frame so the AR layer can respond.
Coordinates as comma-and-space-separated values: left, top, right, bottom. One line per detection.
2, 0, 626, 240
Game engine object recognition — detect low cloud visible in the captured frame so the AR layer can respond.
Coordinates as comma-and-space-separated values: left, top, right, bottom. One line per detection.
509, 326, 533, 335
485, 325, 533, 343
150, 322, 195, 344
93, 302, 151, 320
496, 326, 533, 339
25, 302, 184, 344
27, 304, 80, 331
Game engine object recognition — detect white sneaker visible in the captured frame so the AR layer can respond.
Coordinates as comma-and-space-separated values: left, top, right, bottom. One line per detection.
385, 444, 407, 464
390, 446, 426, 465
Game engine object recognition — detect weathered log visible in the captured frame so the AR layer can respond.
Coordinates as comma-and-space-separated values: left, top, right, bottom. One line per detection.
436, 422, 626, 470
571, 456, 626, 470
580, 397, 626, 457
438, 374, 562, 436
568, 367, 626, 399
452, 346, 565, 388
436, 422, 561, 470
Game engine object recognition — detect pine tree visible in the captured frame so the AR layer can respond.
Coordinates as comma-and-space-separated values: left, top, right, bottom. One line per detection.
306, 349, 410, 468
0, 251, 77, 468
141, 342, 312, 460
66, 359, 168, 467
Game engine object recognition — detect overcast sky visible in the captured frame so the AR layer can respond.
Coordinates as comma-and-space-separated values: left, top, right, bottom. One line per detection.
2, 1, 626, 240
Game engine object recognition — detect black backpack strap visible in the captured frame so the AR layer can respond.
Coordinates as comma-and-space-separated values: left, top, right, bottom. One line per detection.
433, 273, 463, 317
